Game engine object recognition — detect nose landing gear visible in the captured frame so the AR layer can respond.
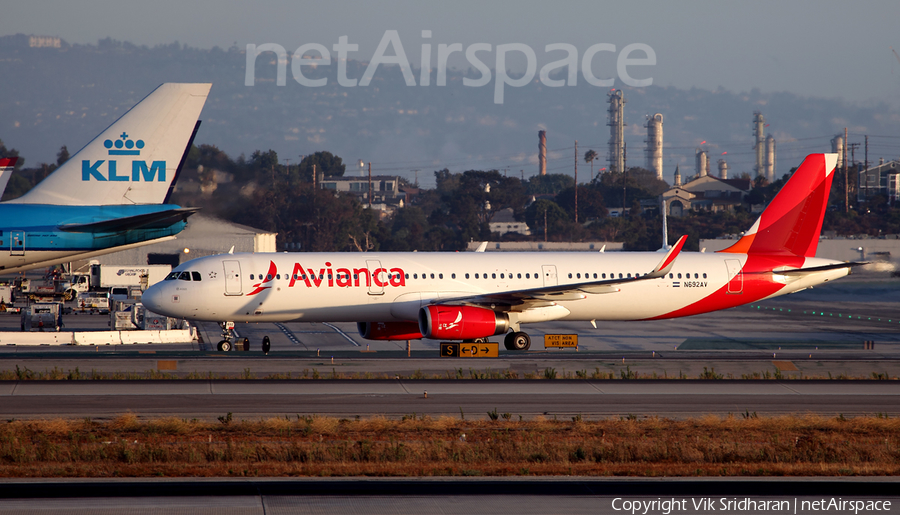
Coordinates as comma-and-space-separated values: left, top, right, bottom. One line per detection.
217, 321, 235, 352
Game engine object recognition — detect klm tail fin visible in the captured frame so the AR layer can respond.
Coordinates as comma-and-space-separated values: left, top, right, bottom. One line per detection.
7, 83, 211, 206
720, 153, 838, 257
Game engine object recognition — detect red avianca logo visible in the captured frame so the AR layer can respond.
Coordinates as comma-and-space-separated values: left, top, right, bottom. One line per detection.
246, 261, 407, 296
246, 261, 278, 296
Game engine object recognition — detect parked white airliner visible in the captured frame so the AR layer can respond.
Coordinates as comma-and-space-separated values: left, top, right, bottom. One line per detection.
143, 153, 857, 351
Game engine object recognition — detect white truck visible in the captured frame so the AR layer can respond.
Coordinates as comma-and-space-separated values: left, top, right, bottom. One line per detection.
18, 277, 83, 301
90, 265, 171, 290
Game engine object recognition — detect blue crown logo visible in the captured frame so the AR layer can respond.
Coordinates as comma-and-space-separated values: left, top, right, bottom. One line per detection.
104, 132, 144, 156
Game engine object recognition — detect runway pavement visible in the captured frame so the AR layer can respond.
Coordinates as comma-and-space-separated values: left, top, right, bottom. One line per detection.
0, 478, 897, 515
0, 379, 897, 420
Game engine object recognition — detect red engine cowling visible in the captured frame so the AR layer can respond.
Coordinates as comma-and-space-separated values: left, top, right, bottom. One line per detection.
418, 305, 509, 340
357, 321, 423, 340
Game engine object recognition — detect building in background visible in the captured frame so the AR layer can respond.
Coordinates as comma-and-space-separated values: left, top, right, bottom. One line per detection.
489, 207, 531, 237
661, 175, 751, 217
858, 160, 900, 203
319, 175, 406, 215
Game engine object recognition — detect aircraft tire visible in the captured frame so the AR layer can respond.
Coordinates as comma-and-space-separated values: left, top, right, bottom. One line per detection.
217, 340, 232, 352
262, 335, 271, 355
509, 332, 531, 351
503, 332, 516, 350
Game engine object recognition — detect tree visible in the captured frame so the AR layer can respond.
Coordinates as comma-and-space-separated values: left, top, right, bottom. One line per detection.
56, 146, 69, 167
584, 149, 599, 182
524, 199, 571, 240
556, 186, 607, 222
298, 151, 346, 182
526, 174, 574, 195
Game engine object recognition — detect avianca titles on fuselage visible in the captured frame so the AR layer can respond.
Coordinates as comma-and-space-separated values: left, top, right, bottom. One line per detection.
142, 154, 856, 351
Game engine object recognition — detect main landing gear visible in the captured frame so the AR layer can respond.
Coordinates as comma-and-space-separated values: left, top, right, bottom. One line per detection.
504, 331, 531, 351
216, 322, 273, 353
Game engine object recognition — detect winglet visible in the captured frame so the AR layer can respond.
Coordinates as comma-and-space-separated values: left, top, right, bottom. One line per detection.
647, 234, 687, 278
474, 241, 488, 252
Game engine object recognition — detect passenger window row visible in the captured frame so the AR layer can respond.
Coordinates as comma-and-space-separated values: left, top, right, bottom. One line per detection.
227, 270, 710, 284
566, 272, 709, 280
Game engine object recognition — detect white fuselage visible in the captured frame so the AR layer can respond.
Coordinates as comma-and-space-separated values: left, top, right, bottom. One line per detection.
142, 251, 848, 326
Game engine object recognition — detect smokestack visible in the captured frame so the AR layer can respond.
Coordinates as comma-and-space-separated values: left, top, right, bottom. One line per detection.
538, 130, 547, 176
717, 159, 728, 179
831, 134, 845, 169
695, 148, 708, 177
607, 90, 625, 173
753, 111, 765, 177
765, 134, 776, 182
645, 113, 664, 181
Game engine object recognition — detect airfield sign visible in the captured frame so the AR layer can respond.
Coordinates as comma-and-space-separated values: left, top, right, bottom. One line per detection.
440, 342, 499, 358
544, 334, 578, 348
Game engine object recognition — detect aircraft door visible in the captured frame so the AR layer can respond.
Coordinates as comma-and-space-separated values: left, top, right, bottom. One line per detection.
542, 265, 558, 287
10, 230, 24, 256
725, 259, 743, 294
223, 260, 243, 296
366, 259, 385, 295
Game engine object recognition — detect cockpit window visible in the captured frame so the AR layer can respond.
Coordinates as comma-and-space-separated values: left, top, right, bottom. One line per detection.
191, 271, 202, 281
164, 272, 179, 281
178, 271, 191, 281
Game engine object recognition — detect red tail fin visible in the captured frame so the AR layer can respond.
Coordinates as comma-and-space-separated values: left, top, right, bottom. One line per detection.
719, 153, 837, 257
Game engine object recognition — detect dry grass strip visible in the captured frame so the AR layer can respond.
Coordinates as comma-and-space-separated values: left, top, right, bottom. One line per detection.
0, 413, 897, 477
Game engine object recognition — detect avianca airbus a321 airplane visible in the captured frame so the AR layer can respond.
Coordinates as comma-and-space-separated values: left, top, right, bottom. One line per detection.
143, 153, 859, 352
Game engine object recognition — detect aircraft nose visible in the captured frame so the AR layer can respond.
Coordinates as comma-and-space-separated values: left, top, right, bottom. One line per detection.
141, 284, 169, 315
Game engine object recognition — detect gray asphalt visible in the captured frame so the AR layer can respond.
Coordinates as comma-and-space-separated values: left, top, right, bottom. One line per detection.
0, 479, 896, 514
1, 379, 897, 420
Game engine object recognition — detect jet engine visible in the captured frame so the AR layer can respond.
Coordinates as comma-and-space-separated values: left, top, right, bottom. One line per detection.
357, 321, 423, 340
418, 305, 509, 340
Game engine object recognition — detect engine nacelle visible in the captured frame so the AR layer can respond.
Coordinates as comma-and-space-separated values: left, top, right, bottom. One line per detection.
357, 321, 423, 340
418, 305, 509, 340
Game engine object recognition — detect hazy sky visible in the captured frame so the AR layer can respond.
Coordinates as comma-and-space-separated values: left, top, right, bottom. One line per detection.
3, 0, 900, 105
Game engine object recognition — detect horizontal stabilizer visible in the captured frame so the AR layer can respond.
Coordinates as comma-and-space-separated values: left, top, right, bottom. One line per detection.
768, 261, 869, 276
59, 207, 200, 233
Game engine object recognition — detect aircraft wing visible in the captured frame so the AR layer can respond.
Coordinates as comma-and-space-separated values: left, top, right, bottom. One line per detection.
439, 235, 688, 309
58, 207, 200, 233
